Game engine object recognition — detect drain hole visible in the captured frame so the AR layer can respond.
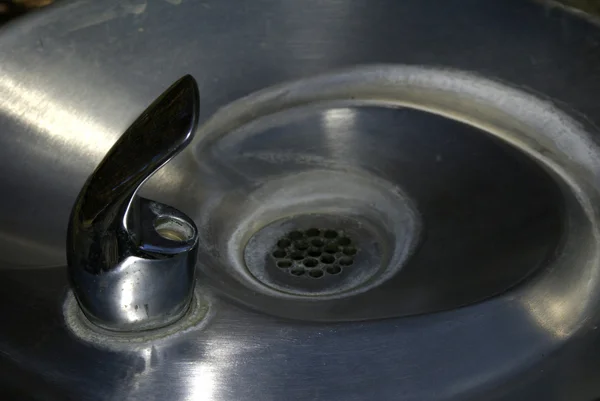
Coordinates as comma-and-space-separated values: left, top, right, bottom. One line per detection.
277, 239, 291, 248
309, 269, 324, 278
272, 250, 287, 259
304, 258, 318, 268
295, 240, 309, 250
311, 238, 324, 247
269, 228, 359, 279
320, 254, 335, 264
289, 231, 303, 240
308, 247, 322, 257
339, 256, 353, 266
338, 237, 351, 246
290, 267, 306, 276
326, 265, 342, 275
343, 246, 357, 256
324, 230, 338, 239
306, 228, 321, 237
324, 244, 339, 254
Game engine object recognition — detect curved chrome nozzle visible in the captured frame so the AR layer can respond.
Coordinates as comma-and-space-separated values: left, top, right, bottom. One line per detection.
67, 75, 200, 332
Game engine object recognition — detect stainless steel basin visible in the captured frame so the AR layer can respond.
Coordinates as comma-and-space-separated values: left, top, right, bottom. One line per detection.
2, 1, 600, 400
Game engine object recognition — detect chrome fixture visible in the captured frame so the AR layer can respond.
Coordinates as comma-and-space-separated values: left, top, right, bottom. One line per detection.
67, 76, 200, 332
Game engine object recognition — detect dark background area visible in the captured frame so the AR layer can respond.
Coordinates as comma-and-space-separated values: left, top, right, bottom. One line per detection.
1, 0, 600, 25
0, 0, 52, 24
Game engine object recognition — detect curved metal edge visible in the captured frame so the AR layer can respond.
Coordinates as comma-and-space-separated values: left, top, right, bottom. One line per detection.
190, 65, 600, 335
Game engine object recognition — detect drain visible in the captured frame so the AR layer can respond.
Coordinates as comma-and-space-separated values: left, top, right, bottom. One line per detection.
243, 213, 388, 297
271, 228, 357, 278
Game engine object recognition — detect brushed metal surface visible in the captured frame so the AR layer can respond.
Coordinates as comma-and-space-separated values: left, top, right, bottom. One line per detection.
1, 1, 600, 400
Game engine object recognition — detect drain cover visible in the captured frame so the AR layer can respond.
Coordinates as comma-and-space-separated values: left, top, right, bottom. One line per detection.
243, 214, 386, 297
271, 228, 357, 278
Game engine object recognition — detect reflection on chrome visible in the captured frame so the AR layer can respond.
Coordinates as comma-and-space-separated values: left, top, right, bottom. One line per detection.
118, 273, 145, 324
321, 108, 358, 161
523, 249, 600, 339
322, 108, 357, 135
0, 74, 113, 157
185, 363, 216, 401
525, 297, 574, 339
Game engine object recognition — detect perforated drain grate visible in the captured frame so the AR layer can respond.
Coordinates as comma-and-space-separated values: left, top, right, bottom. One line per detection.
271, 228, 358, 278
243, 213, 387, 297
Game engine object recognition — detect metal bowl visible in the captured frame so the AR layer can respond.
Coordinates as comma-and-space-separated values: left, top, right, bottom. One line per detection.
1, 1, 600, 400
